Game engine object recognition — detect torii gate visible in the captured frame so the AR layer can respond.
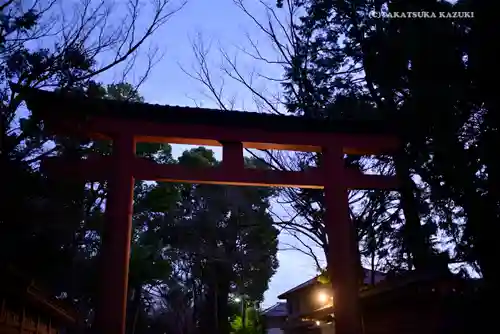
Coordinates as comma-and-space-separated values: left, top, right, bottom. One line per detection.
21, 88, 400, 334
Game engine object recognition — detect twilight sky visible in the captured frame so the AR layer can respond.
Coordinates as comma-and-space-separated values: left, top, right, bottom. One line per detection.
96, 0, 323, 308
89, 0, 471, 307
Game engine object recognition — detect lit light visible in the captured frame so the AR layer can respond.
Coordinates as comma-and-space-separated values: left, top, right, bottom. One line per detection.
317, 291, 329, 304
315, 320, 321, 326
234, 297, 241, 302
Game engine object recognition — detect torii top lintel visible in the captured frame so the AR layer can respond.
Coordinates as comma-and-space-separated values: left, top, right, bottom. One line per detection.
21, 88, 401, 156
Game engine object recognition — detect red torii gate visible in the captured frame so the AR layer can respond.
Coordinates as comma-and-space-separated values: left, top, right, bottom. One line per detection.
21, 88, 400, 334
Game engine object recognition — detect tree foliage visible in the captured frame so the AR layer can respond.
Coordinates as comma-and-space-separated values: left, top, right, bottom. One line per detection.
276, 0, 494, 280
187, 0, 498, 291
1, 2, 279, 334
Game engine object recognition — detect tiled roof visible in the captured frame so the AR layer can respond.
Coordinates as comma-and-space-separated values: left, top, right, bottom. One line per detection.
277, 269, 386, 299
0, 265, 77, 324
262, 302, 288, 317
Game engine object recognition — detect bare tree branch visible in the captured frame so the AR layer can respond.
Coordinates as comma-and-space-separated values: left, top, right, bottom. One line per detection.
182, 0, 401, 272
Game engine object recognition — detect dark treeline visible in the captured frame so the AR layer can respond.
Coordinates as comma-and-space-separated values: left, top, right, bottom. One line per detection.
1, 1, 276, 334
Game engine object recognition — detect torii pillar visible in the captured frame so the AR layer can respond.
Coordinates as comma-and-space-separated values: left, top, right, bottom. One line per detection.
323, 144, 363, 334
94, 134, 136, 334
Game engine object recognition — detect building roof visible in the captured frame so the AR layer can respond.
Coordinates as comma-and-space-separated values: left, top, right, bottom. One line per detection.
277, 268, 386, 299
19, 87, 402, 136
295, 272, 481, 320
262, 302, 288, 317
0, 265, 77, 324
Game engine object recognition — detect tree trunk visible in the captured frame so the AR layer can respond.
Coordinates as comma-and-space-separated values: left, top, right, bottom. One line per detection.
241, 297, 246, 329
200, 289, 214, 332
434, 134, 496, 282
215, 264, 232, 334
476, 125, 500, 285
126, 285, 142, 334
394, 152, 437, 272
370, 250, 375, 285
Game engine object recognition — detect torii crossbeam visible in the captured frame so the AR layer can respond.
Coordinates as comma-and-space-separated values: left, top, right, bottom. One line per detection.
21, 88, 400, 334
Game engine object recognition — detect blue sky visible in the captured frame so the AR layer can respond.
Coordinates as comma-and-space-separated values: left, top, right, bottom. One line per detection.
96, 0, 322, 307
94, 0, 474, 306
